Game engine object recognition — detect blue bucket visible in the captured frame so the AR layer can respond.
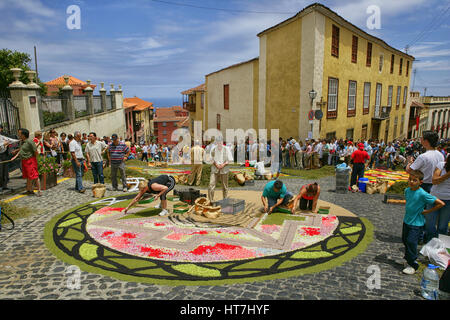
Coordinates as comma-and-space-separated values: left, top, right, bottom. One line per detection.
358, 177, 369, 193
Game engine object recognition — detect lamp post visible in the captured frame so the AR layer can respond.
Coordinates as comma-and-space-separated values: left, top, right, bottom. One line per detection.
309, 89, 317, 139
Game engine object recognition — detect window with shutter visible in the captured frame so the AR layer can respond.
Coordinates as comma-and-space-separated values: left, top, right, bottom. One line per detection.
387, 85, 393, 107
399, 58, 403, 75
403, 86, 408, 108
347, 80, 357, 117
327, 77, 338, 118
331, 25, 339, 57
390, 54, 394, 74
366, 42, 372, 67
223, 84, 229, 110
351, 36, 358, 63
363, 82, 370, 115
396, 86, 401, 109
406, 60, 410, 76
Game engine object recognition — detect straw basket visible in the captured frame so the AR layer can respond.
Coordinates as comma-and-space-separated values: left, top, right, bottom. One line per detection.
193, 197, 222, 219
234, 173, 246, 186
92, 184, 106, 198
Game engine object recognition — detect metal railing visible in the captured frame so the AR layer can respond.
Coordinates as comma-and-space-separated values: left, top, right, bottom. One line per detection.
373, 106, 391, 120
41, 97, 69, 126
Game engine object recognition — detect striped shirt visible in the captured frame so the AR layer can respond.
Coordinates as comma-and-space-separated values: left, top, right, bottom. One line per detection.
108, 142, 129, 163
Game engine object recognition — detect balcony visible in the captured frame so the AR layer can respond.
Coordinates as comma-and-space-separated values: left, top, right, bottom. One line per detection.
183, 101, 196, 112
372, 106, 391, 120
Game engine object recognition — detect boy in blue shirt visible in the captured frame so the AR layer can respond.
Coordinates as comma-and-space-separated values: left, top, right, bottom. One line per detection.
402, 170, 444, 275
261, 180, 293, 214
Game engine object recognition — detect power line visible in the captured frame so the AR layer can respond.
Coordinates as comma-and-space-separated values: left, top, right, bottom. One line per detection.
149, 0, 296, 14
405, 3, 450, 49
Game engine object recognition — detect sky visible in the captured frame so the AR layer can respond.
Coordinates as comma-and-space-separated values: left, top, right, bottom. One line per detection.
0, 0, 449, 107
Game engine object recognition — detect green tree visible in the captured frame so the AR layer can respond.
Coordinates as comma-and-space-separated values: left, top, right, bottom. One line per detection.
0, 48, 47, 97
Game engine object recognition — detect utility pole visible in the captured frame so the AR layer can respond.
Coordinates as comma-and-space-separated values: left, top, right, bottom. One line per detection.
34, 46, 39, 84
424, 87, 427, 97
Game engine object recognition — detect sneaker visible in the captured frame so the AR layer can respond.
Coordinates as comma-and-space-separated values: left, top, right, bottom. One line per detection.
402, 266, 416, 275
123, 188, 128, 192
159, 209, 169, 216
79, 189, 86, 194
155, 203, 161, 209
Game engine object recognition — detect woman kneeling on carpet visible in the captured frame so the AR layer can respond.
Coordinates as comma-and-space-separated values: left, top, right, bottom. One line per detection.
123, 174, 176, 216
291, 183, 321, 214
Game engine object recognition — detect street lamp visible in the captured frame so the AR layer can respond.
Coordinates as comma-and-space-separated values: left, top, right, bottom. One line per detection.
309, 89, 317, 104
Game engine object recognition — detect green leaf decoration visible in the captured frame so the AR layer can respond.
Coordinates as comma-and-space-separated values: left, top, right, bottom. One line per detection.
79, 243, 98, 261
291, 251, 333, 259
172, 264, 221, 277
58, 217, 82, 228
340, 226, 362, 235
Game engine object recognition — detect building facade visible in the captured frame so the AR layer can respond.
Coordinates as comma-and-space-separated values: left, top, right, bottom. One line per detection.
153, 106, 189, 145
201, 3, 414, 142
181, 83, 206, 135
423, 96, 450, 139
123, 97, 154, 144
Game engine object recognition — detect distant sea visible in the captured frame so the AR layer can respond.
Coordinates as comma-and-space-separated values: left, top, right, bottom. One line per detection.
143, 97, 183, 108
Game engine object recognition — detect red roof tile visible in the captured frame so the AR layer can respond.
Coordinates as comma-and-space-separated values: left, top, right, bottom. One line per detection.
123, 97, 154, 111
181, 83, 206, 95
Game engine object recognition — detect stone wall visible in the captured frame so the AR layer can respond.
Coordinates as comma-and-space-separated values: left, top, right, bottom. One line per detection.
43, 108, 127, 138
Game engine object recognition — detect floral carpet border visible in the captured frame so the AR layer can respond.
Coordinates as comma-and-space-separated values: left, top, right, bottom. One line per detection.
44, 195, 374, 286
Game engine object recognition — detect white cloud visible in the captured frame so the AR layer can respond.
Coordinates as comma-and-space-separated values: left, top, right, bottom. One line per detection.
0, 0, 56, 17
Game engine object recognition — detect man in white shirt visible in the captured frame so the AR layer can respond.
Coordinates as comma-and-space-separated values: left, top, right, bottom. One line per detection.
150, 143, 157, 160
141, 144, 149, 162
407, 130, 444, 243
188, 140, 205, 186
385, 142, 396, 169
85, 132, 108, 184
208, 137, 233, 201
293, 139, 302, 169
69, 131, 86, 193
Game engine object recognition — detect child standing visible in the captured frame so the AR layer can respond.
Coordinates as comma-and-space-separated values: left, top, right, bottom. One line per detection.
402, 170, 444, 275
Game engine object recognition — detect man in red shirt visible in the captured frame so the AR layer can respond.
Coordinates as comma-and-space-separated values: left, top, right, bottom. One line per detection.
350, 143, 370, 188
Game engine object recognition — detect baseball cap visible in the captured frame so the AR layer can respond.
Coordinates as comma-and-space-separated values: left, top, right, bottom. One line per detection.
111, 134, 118, 139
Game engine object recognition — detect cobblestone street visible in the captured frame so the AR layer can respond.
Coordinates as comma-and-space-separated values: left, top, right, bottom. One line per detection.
0, 174, 426, 300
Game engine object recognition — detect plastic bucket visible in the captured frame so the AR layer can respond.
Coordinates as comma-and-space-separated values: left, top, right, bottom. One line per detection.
358, 177, 369, 193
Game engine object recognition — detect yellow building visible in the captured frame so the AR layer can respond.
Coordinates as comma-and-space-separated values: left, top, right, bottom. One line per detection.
202, 3, 414, 142
181, 83, 206, 135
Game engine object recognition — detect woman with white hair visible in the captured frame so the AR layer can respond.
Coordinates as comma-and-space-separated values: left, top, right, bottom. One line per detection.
122, 175, 176, 216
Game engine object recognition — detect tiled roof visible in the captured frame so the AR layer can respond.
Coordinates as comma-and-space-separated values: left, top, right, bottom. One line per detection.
181, 83, 206, 95
123, 101, 138, 109
257, 3, 414, 60
205, 58, 259, 77
154, 106, 188, 122
411, 101, 425, 108
123, 97, 154, 111
176, 116, 190, 127
45, 75, 96, 88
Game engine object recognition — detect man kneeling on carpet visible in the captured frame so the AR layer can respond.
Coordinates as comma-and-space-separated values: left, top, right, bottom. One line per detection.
291, 183, 321, 214
261, 180, 293, 214
123, 174, 176, 216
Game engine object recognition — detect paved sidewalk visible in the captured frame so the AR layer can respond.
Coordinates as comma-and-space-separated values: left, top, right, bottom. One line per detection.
0, 176, 425, 300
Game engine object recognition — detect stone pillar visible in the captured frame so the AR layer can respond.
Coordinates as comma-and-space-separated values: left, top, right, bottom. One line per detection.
8, 68, 42, 135
110, 84, 116, 110
61, 75, 75, 121
115, 84, 123, 109
84, 79, 94, 115
99, 82, 107, 112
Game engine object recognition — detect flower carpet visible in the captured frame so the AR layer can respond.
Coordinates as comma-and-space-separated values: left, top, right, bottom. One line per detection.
44, 193, 373, 285
364, 169, 408, 187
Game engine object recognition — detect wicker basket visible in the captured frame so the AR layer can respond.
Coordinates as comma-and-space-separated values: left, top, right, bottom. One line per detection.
234, 173, 246, 185
92, 184, 106, 198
